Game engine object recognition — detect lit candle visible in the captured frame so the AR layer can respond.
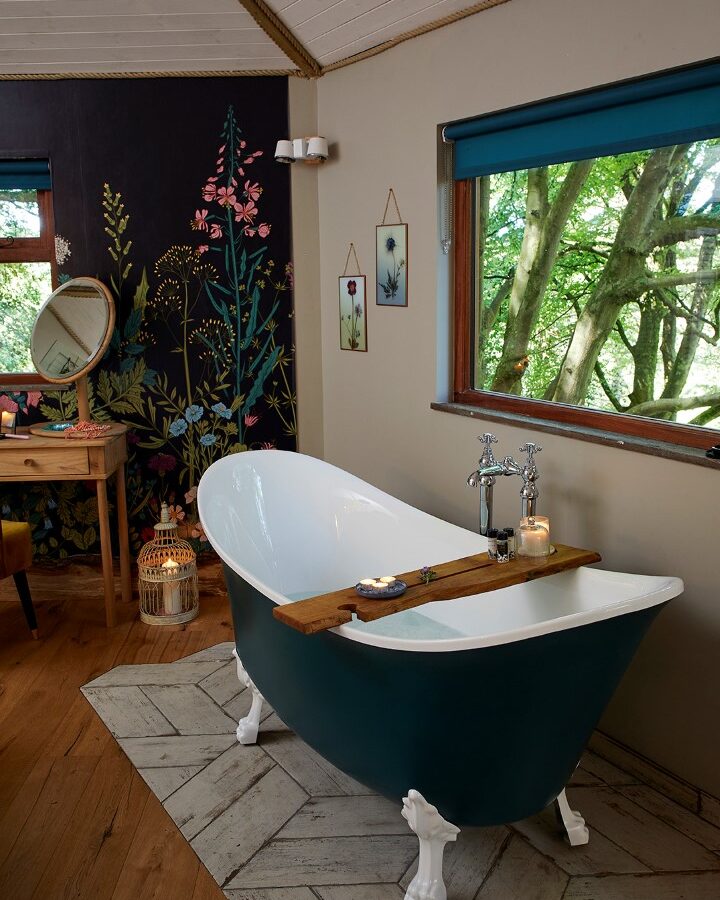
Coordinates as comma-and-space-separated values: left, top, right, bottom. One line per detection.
1, 410, 15, 433
359, 578, 376, 588
379, 576, 396, 585
517, 516, 551, 557
162, 558, 182, 614
373, 581, 388, 591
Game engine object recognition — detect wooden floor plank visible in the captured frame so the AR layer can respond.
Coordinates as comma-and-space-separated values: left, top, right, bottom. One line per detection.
0, 557, 230, 900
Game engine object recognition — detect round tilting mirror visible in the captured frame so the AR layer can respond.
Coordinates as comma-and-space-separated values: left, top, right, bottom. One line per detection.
30, 277, 115, 423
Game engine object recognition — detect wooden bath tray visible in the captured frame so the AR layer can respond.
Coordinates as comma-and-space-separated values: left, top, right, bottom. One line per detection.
272, 544, 602, 635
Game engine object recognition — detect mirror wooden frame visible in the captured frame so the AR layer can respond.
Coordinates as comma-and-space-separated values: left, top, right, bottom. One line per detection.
30, 276, 115, 421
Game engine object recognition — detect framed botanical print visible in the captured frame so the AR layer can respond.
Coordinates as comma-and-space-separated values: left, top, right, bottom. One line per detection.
339, 275, 367, 351
376, 223, 408, 306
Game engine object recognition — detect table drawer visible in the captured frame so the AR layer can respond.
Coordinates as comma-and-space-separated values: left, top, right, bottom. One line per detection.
0, 447, 90, 477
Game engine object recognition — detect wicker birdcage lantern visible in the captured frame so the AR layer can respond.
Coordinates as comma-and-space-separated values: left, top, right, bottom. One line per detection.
138, 502, 199, 625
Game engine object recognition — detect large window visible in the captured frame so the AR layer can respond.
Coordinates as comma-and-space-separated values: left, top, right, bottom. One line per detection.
450, 62, 720, 450
0, 161, 56, 385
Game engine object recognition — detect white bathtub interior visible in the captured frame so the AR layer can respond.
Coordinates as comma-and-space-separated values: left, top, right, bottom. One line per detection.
198, 451, 683, 650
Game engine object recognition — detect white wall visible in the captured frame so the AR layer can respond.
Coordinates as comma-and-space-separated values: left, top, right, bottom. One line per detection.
289, 77, 324, 458
295, 0, 720, 795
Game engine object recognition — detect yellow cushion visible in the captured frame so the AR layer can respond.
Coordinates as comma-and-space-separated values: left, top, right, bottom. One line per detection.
0, 520, 33, 579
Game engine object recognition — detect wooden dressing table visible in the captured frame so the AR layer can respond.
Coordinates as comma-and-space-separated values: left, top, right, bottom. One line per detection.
0, 426, 131, 627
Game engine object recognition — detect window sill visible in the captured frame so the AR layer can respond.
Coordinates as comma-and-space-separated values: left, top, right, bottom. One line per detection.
431, 401, 720, 470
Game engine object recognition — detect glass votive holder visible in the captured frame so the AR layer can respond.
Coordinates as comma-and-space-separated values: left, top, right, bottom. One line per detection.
517, 516, 551, 557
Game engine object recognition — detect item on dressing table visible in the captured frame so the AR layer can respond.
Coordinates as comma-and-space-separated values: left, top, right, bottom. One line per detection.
1, 410, 16, 434
517, 516, 551, 557
0, 432, 30, 440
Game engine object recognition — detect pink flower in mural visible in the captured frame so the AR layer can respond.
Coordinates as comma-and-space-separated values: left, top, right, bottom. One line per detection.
219, 144, 226, 154
210, 223, 223, 240
26, 391, 42, 408
191, 521, 208, 543
244, 150, 263, 164
184, 486, 198, 505
234, 201, 257, 224
260, 441, 276, 450
0, 395, 19, 413
202, 183, 218, 202
257, 223, 271, 238
244, 180, 262, 202
238, 140, 247, 150
192, 209, 209, 231
217, 186, 236, 207
244, 413, 260, 427
167, 504, 185, 522
243, 226, 256, 237
196, 244, 209, 255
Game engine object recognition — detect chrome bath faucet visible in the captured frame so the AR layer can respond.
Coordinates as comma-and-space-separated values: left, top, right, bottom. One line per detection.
467, 433, 542, 536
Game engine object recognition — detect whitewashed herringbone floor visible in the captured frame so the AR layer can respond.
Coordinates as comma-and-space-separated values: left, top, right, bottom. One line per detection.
82, 643, 720, 900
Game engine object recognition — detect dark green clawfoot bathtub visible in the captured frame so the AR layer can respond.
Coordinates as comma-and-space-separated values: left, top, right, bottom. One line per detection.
199, 451, 681, 827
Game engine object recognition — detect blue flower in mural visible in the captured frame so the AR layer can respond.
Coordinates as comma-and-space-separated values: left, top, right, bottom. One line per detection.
44, 518, 53, 530
200, 433, 217, 447
185, 404, 204, 423
169, 418, 188, 437
2, 504, 11, 516
47, 498, 57, 509
211, 402, 232, 419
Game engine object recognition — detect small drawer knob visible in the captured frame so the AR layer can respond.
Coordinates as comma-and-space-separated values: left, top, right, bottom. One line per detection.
24, 458, 34, 467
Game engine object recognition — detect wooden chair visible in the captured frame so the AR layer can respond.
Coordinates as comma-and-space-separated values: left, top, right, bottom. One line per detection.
0, 520, 38, 639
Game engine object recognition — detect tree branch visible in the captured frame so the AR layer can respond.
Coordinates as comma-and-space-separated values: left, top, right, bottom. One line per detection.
645, 267, 720, 291
627, 391, 720, 416
593, 361, 627, 412
652, 214, 720, 248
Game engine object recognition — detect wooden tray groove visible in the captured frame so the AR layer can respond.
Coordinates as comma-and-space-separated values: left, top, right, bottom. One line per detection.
272, 544, 602, 635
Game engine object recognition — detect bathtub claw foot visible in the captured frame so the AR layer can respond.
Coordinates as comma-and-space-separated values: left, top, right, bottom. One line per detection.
556, 789, 590, 846
402, 789, 460, 900
232, 648, 264, 745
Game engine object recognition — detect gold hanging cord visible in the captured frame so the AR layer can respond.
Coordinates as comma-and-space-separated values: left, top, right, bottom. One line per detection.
381, 188, 404, 225
342, 242, 362, 276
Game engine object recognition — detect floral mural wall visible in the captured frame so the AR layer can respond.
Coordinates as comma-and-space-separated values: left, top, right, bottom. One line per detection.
0, 77, 294, 558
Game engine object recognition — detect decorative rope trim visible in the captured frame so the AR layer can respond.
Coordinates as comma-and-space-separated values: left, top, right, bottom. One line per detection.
321, 0, 512, 74
235, 0, 321, 77
0, 0, 509, 81
0, 69, 300, 80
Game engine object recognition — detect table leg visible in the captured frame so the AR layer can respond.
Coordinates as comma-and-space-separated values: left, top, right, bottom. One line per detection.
116, 463, 132, 604
96, 478, 116, 628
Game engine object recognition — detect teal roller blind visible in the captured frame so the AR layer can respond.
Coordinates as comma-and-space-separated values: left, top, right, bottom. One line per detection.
0, 159, 51, 190
446, 61, 720, 180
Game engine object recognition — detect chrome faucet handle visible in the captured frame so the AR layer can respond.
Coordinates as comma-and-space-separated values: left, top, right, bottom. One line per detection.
499, 455, 523, 476
476, 433, 498, 469
519, 441, 542, 464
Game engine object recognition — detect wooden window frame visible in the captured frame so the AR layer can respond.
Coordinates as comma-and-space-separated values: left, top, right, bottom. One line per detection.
452, 178, 720, 452
0, 188, 58, 388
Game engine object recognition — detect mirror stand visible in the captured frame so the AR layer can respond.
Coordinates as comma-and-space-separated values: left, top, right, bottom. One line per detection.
76, 375, 91, 422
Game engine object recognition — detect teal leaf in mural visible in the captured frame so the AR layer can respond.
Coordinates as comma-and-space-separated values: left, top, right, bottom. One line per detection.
243, 345, 280, 413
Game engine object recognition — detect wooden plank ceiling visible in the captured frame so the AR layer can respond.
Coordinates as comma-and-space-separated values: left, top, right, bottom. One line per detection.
0, 0, 509, 77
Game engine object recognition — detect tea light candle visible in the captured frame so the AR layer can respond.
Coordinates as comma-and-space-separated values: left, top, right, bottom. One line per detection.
1, 410, 15, 432
517, 516, 551, 557
162, 558, 182, 614
359, 579, 376, 588
379, 576, 396, 585
373, 581, 388, 591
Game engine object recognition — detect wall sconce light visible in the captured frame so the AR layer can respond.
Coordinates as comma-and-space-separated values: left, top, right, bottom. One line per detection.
275, 136, 329, 165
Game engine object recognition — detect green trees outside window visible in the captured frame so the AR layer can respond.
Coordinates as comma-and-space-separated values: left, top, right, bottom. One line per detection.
0, 189, 53, 374
474, 139, 720, 428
